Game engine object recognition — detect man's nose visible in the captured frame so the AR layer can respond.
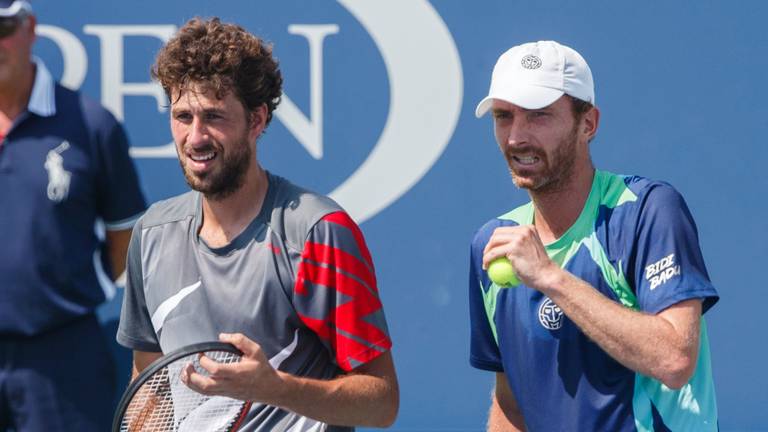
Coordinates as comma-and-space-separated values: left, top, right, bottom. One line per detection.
187, 118, 209, 146
505, 119, 529, 147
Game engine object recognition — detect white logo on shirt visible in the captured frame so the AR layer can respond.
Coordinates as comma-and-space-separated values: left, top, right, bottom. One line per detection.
645, 253, 681, 291
538, 297, 563, 330
151, 280, 202, 333
45, 141, 72, 202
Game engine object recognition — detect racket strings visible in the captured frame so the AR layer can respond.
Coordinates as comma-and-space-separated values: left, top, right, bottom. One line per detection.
119, 349, 248, 431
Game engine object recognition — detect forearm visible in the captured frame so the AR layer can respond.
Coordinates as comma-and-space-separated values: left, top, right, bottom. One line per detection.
270, 367, 398, 427
538, 266, 700, 388
183, 335, 399, 427
106, 228, 132, 281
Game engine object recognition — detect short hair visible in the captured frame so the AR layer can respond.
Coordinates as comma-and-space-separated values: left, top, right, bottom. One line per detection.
151, 17, 283, 125
568, 95, 594, 120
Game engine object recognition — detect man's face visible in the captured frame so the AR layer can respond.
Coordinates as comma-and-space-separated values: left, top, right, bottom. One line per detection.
0, 12, 34, 87
491, 96, 589, 194
170, 84, 263, 200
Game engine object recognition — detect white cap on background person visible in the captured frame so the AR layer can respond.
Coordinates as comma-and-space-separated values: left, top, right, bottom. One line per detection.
0, 0, 32, 18
475, 40, 594, 116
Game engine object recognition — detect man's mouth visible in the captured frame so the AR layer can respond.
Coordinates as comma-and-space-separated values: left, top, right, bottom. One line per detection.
186, 150, 218, 172
512, 155, 540, 166
190, 152, 216, 162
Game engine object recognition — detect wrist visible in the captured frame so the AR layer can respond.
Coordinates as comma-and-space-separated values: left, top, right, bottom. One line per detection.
263, 370, 295, 407
533, 262, 568, 295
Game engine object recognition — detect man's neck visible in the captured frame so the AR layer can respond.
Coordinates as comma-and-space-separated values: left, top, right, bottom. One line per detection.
530, 166, 595, 244
199, 165, 269, 248
0, 61, 35, 134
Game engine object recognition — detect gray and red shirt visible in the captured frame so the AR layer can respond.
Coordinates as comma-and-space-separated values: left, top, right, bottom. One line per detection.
117, 172, 391, 431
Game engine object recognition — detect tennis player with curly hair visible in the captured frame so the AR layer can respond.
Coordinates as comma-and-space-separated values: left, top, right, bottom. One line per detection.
117, 18, 398, 431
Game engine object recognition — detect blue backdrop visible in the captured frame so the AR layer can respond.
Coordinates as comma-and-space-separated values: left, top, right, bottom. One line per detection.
33, 1, 767, 430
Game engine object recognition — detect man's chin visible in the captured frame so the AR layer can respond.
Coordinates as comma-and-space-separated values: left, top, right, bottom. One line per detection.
183, 172, 212, 193
511, 174, 536, 190
512, 174, 553, 192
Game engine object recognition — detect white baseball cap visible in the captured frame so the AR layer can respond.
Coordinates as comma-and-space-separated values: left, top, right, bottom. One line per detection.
475, 40, 594, 117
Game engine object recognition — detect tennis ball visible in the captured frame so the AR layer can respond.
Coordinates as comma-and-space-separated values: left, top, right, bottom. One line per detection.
488, 257, 520, 287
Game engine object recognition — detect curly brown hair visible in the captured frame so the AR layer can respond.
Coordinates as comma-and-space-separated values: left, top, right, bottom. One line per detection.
151, 17, 283, 125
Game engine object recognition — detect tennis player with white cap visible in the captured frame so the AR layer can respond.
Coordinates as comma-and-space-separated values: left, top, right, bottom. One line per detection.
475, 40, 594, 114
468, 41, 719, 431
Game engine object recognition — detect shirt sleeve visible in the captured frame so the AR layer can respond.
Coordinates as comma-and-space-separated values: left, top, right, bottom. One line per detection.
632, 184, 719, 314
468, 224, 504, 372
92, 109, 146, 230
293, 211, 391, 371
116, 219, 161, 352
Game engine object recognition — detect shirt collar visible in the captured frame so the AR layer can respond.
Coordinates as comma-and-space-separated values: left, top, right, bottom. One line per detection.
27, 56, 56, 117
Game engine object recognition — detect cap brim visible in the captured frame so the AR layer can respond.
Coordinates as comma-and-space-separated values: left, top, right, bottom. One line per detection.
474, 85, 565, 118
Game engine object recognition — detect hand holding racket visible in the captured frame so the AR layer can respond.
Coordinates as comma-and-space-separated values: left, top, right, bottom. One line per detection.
180, 333, 284, 403
112, 341, 253, 432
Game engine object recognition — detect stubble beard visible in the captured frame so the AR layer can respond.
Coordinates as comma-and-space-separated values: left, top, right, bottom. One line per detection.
509, 124, 579, 195
180, 137, 253, 202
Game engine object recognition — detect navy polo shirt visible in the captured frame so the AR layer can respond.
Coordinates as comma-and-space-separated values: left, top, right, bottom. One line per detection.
0, 59, 146, 336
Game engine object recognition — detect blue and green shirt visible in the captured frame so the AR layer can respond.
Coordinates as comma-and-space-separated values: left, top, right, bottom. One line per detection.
469, 170, 718, 431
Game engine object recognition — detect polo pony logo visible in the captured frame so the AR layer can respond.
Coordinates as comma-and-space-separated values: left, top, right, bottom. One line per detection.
521, 54, 542, 70
45, 141, 72, 202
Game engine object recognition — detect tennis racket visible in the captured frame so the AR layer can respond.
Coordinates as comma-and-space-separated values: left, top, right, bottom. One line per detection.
112, 342, 252, 432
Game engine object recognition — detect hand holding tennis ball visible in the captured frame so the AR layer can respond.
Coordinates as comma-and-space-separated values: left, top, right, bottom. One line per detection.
488, 257, 520, 287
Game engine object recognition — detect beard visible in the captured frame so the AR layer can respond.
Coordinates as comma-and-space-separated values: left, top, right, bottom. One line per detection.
179, 135, 253, 201
508, 124, 579, 195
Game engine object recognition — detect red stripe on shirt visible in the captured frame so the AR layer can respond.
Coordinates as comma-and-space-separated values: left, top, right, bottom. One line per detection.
296, 261, 391, 368
302, 241, 377, 292
296, 313, 390, 371
321, 212, 374, 268
301, 261, 388, 342
294, 211, 390, 370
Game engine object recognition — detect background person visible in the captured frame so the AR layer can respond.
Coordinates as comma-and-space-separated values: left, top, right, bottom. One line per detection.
0, 0, 146, 430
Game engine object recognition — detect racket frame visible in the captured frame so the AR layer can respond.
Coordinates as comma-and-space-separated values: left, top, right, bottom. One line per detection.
111, 341, 245, 432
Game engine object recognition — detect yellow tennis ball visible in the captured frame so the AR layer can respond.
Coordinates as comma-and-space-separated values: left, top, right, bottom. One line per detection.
488, 257, 520, 287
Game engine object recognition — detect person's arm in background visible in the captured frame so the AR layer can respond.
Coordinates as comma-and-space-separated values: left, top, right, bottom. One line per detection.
94, 107, 146, 283
106, 228, 132, 281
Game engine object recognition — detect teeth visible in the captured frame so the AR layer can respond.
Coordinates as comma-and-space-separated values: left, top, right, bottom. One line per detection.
515, 156, 539, 165
190, 152, 215, 162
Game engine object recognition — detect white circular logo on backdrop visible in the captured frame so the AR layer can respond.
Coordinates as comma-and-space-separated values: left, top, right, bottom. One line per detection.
329, 0, 463, 223
42, 0, 463, 224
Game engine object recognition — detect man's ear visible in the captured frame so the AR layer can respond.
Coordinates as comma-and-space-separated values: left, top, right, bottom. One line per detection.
581, 106, 600, 141
23, 14, 37, 42
248, 103, 268, 139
